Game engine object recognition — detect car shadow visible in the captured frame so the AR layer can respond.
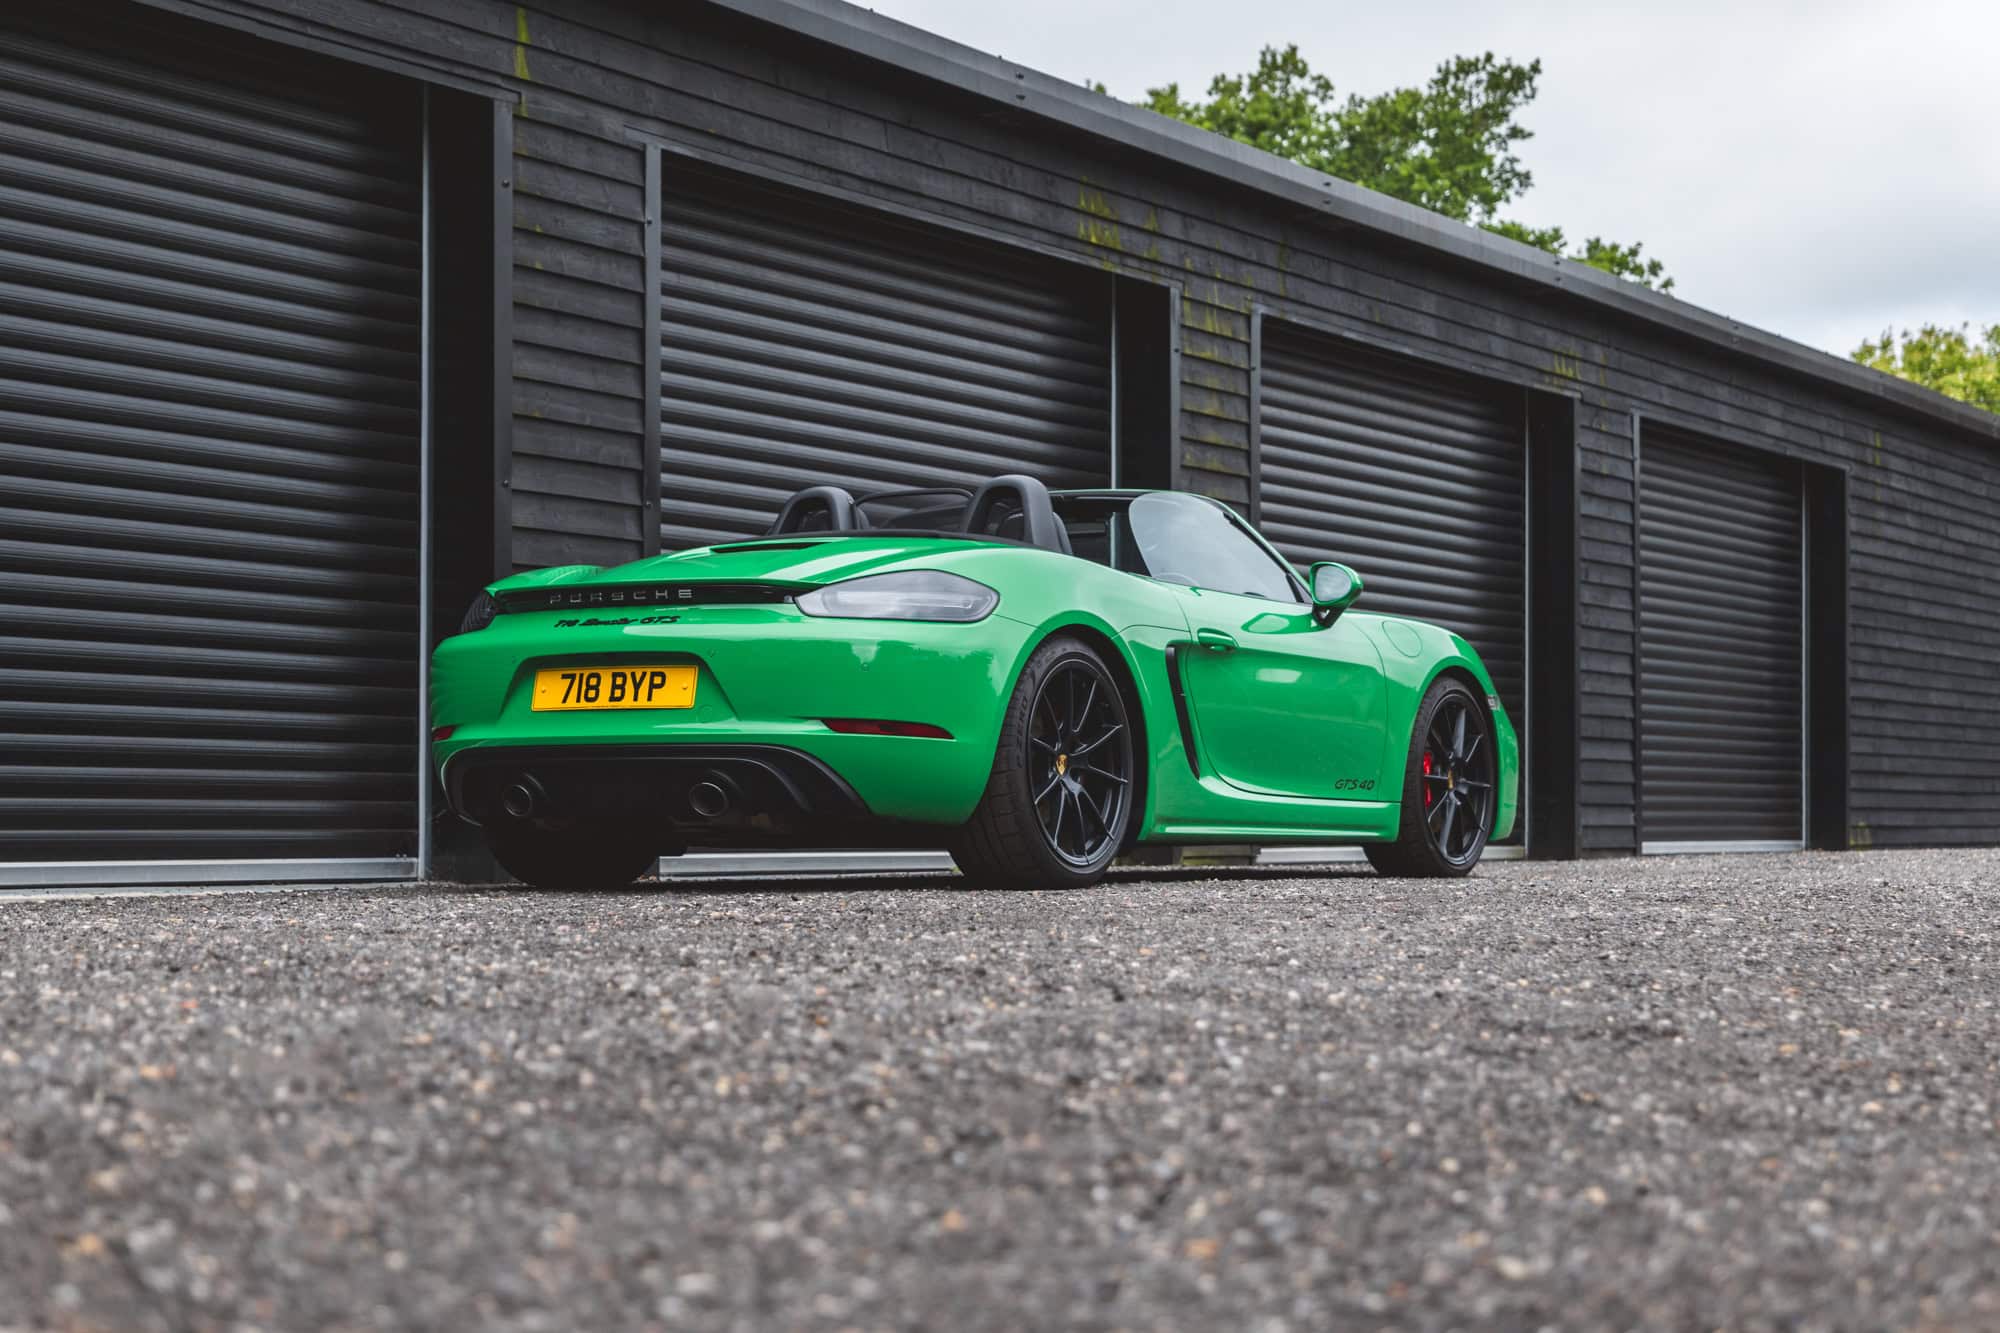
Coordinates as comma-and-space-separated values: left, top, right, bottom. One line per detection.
575, 861, 1380, 897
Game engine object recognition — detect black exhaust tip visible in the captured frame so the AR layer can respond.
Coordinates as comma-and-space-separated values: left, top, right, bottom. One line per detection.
500, 774, 546, 820
687, 778, 732, 819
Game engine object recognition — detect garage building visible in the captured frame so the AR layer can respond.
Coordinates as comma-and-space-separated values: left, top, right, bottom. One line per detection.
2, 0, 1994, 885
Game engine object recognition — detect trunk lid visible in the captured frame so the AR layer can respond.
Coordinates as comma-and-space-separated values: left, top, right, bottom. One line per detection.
487, 535, 993, 608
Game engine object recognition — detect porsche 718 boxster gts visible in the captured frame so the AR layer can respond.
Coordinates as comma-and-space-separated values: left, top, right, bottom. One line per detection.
431, 476, 1517, 889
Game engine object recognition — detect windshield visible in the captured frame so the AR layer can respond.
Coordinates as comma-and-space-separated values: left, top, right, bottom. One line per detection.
1127, 492, 1299, 601
1053, 492, 1300, 601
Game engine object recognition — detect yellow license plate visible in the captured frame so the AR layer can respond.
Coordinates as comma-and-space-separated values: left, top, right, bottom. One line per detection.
530, 664, 696, 711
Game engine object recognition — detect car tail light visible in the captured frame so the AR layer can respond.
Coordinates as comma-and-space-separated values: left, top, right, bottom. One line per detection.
821, 718, 954, 739
431, 725, 457, 741
794, 570, 998, 622
458, 591, 501, 633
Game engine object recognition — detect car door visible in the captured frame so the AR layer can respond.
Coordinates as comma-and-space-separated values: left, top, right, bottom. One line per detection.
1173, 587, 1389, 800
1126, 493, 1390, 801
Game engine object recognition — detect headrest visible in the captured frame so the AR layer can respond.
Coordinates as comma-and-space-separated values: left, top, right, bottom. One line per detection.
767, 485, 859, 535
963, 475, 1067, 554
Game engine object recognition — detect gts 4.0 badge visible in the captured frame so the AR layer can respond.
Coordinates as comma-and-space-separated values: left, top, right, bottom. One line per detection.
553, 614, 681, 628
1333, 777, 1377, 793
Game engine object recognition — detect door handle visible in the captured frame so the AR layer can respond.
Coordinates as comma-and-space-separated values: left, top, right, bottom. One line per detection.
1195, 628, 1237, 652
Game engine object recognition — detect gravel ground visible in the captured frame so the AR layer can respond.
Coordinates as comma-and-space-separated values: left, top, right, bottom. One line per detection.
2, 849, 1998, 1332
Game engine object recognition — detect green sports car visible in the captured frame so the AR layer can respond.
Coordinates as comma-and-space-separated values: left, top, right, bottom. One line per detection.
432, 476, 1517, 890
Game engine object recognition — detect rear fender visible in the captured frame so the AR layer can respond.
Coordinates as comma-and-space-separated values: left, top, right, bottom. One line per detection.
993, 604, 1191, 839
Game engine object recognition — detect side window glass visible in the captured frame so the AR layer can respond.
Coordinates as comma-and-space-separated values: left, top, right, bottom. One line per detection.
1128, 493, 1299, 602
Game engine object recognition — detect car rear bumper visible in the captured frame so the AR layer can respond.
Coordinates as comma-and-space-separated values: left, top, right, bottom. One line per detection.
430, 605, 1029, 826
439, 742, 960, 846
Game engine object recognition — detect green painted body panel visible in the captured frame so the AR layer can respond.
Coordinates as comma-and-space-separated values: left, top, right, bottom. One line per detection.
431, 528, 1519, 846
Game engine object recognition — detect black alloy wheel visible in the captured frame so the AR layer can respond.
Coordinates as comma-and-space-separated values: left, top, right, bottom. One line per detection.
1419, 691, 1495, 867
1028, 658, 1133, 868
951, 636, 1138, 889
1366, 675, 1496, 878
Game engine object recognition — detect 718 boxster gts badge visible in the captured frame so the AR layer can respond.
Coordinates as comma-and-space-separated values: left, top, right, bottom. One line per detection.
551, 615, 682, 628
431, 476, 1518, 890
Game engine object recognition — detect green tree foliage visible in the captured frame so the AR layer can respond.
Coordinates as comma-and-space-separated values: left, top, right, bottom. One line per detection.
1483, 222, 1674, 292
1852, 324, 2000, 413
1138, 45, 1673, 291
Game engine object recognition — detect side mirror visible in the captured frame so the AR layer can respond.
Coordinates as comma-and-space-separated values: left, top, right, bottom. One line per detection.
1308, 561, 1363, 625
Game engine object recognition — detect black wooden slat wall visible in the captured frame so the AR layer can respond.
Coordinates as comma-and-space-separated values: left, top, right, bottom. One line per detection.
1638, 431, 1803, 844
0, 8, 421, 861
1258, 326, 1527, 721
1846, 434, 1999, 848
1577, 421, 1639, 851
511, 112, 646, 571
658, 171, 1112, 550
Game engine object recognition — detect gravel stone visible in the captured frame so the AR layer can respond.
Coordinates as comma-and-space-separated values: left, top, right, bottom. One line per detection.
2, 848, 1997, 1331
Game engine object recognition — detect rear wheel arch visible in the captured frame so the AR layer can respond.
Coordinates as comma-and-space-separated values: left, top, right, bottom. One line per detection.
952, 631, 1141, 887
985, 621, 1152, 855
1024, 623, 1150, 850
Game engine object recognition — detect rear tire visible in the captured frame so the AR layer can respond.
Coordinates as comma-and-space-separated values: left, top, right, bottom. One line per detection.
484, 820, 663, 891
951, 636, 1137, 890
1365, 675, 1496, 878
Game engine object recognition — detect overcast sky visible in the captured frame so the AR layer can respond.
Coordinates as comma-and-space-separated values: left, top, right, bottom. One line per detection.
865, 0, 1998, 358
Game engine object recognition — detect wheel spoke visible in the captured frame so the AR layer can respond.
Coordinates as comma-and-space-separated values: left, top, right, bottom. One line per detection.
1026, 661, 1134, 865
1427, 793, 1450, 825
1457, 778, 1493, 792
1036, 690, 1061, 735
1439, 792, 1459, 852
1421, 771, 1452, 783
1461, 732, 1483, 766
1076, 784, 1108, 836
1071, 723, 1124, 758
1451, 707, 1467, 758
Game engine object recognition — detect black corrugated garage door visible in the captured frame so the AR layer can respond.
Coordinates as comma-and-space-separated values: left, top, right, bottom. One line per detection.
658, 171, 1112, 549
1638, 430, 1803, 847
1258, 325, 1526, 722
0, 8, 422, 869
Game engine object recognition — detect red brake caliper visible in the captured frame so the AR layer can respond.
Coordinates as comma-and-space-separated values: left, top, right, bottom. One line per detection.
1422, 751, 1434, 808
